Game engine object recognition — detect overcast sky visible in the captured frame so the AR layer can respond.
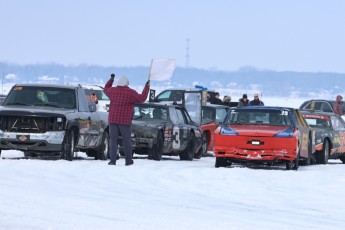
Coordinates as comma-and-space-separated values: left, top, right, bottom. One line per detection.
1, 0, 344, 73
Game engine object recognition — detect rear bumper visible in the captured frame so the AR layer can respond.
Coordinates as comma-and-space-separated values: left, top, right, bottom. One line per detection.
0, 131, 65, 152
214, 146, 297, 161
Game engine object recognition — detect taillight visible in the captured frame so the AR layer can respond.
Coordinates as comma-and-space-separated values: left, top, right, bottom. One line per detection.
219, 125, 238, 136
274, 127, 295, 138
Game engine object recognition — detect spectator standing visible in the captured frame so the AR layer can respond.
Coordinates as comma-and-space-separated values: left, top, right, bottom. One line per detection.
104, 74, 150, 166
210, 92, 223, 105
238, 94, 249, 106
333, 95, 343, 116
249, 93, 264, 106
223, 96, 231, 106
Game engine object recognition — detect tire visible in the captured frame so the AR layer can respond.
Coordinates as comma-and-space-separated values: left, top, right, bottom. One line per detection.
179, 132, 195, 161
215, 157, 228, 168
316, 140, 329, 164
148, 132, 163, 161
340, 156, 345, 164
97, 131, 109, 160
304, 137, 312, 166
62, 129, 75, 161
201, 132, 208, 157
286, 149, 300, 170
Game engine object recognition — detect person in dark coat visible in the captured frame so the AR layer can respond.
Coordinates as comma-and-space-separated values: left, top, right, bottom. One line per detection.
104, 74, 150, 166
249, 93, 264, 106
210, 92, 223, 105
333, 95, 343, 116
238, 94, 249, 106
223, 96, 231, 106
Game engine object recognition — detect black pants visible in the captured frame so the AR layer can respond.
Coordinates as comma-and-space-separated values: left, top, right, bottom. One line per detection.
109, 123, 132, 163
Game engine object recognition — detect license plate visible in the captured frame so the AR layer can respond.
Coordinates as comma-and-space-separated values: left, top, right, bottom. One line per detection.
251, 140, 260, 145
17, 135, 30, 142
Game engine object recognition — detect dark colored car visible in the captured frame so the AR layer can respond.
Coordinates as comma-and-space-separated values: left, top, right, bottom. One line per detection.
299, 99, 345, 114
214, 106, 315, 170
301, 111, 345, 164
201, 104, 229, 154
0, 84, 109, 160
127, 91, 204, 161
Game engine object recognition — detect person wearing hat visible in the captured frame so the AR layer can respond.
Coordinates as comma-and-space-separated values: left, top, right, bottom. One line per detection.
333, 95, 343, 116
249, 93, 264, 106
104, 74, 150, 166
223, 96, 231, 106
238, 94, 249, 106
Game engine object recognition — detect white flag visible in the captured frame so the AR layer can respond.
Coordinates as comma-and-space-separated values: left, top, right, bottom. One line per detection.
149, 59, 175, 81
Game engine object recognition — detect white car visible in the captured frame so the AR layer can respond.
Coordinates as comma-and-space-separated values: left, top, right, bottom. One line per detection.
82, 85, 109, 112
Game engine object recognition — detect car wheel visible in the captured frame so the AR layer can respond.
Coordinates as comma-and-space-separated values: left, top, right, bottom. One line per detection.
286, 150, 300, 170
316, 140, 329, 164
339, 156, 345, 164
149, 131, 163, 161
215, 157, 227, 168
97, 131, 109, 160
179, 132, 195, 161
194, 132, 207, 159
62, 129, 75, 161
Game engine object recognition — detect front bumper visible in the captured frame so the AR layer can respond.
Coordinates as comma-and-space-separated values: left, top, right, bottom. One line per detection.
0, 131, 65, 152
214, 146, 297, 162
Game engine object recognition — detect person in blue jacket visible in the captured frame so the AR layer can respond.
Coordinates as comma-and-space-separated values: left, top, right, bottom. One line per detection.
249, 93, 264, 106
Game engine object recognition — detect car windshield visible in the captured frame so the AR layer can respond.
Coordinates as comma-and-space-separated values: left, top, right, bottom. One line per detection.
303, 115, 331, 129
223, 109, 292, 126
134, 105, 168, 121
4, 86, 76, 109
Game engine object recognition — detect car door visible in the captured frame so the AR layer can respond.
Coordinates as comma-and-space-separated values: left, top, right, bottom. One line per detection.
330, 115, 345, 153
76, 88, 102, 148
293, 109, 313, 158
182, 91, 202, 126
169, 107, 190, 151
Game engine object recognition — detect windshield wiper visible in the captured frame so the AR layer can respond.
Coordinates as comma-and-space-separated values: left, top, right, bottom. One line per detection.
33, 103, 62, 108
5, 102, 30, 106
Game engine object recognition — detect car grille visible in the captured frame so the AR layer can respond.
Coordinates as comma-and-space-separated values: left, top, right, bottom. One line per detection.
0, 115, 65, 133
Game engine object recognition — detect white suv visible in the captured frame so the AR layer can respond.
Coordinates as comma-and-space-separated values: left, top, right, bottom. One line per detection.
82, 85, 109, 112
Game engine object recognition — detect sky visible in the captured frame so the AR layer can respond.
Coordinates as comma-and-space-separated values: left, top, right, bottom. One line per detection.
1, 0, 345, 73
1, 150, 345, 229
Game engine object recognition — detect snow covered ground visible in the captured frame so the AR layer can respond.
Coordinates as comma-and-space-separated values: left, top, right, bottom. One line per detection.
1, 150, 345, 230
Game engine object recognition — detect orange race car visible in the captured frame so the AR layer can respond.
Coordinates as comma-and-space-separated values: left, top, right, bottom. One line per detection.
213, 106, 315, 170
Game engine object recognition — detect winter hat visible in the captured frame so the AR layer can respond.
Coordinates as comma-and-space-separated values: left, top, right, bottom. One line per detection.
242, 94, 248, 99
336, 95, 343, 102
118, 76, 129, 86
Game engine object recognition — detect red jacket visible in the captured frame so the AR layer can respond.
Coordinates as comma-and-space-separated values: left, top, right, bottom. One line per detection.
104, 79, 149, 124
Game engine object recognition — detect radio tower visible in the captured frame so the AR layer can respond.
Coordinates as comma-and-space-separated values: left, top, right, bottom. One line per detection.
185, 38, 190, 68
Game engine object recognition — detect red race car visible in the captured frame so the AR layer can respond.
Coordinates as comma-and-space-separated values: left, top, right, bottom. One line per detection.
214, 106, 314, 170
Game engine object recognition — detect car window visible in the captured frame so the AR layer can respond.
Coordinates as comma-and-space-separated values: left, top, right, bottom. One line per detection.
331, 116, 345, 130
303, 115, 331, 129
224, 109, 291, 126
215, 108, 228, 124
175, 108, 187, 124
156, 91, 172, 102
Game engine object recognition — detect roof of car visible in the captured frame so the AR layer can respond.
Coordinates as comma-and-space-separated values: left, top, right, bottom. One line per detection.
202, 104, 229, 109
233, 106, 295, 111
80, 84, 104, 90
13, 83, 80, 90
300, 110, 336, 117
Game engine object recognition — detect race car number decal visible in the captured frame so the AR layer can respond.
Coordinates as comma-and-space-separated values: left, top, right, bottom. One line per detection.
280, 110, 289, 116
172, 126, 181, 149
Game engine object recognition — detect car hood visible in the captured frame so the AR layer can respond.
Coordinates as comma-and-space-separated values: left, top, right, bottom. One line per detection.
0, 105, 75, 116
229, 124, 289, 137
